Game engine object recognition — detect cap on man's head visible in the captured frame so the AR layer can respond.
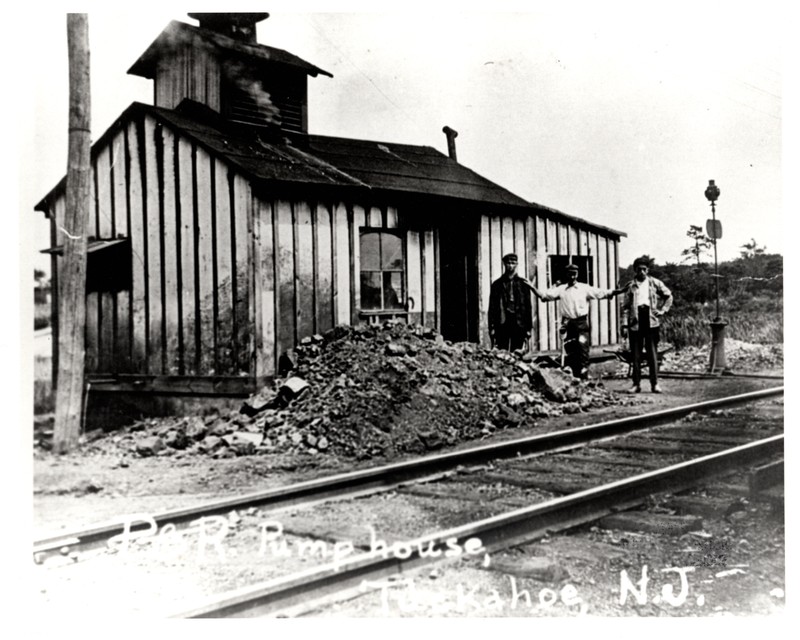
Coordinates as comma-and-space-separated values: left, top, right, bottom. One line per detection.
565, 263, 579, 272
633, 256, 650, 269
502, 253, 518, 263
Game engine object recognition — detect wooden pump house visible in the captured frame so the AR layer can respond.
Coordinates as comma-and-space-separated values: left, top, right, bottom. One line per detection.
37, 13, 625, 420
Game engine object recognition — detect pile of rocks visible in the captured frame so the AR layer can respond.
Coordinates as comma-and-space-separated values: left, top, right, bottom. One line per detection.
661, 340, 783, 373
99, 322, 626, 461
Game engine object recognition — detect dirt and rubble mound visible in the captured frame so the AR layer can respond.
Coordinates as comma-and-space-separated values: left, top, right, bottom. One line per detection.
255, 322, 623, 459
605, 339, 784, 378
43, 323, 627, 461
661, 339, 783, 373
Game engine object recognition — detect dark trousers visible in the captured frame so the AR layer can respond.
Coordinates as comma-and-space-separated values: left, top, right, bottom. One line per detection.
561, 316, 591, 377
630, 306, 660, 389
495, 324, 528, 352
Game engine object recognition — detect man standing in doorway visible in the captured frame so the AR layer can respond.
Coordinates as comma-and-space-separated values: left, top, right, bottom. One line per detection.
488, 253, 533, 352
524, 264, 624, 379
620, 256, 673, 393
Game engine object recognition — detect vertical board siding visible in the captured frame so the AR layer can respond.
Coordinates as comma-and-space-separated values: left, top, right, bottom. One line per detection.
533, 216, 546, 351
385, 206, 399, 228
513, 218, 526, 278
568, 227, 578, 258
233, 174, 251, 375
144, 116, 163, 374
85, 157, 99, 374
112, 131, 131, 373
276, 200, 296, 356
295, 201, 315, 339
478, 215, 491, 346
254, 198, 276, 377
500, 216, 514, 260
53, 114, 628, 388
422, 229, 436, 327
368, 206, 382, 227
578, 230, 590, 259
316, 202, 334, 335
333, 203, 351, 326
433, 228, 441, 331
545, 218, 557, 350
194, 146, 215, 374
212, 159, 234, 373
558, 223, 568, 258
610, 240, 619, 341
177, 138, 196, 374
588, 232, 600, 346
598, 234, 610, 344
96, 145, 114, 373
406, 229, 422, 325
161, 127, 180, 374
489, 216, 502, 283
350, 205, 362, 324
128, 121, 148, 373
524, 216, 538, 350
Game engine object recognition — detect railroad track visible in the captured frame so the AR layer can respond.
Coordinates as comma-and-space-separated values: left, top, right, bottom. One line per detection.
34, 387, 783, 617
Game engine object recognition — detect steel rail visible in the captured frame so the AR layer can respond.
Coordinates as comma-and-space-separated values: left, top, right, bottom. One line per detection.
658, 371, 783, 380
172, 434, 784, 618
33, 386, 783, 558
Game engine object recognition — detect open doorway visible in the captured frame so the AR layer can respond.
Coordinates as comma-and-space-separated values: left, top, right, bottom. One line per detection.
439, 218, 479, 343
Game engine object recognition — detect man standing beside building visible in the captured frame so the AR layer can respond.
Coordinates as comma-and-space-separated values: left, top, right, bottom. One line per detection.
488, 253, 533, 352
524, 264, 623, 379
620, 256, 673, 393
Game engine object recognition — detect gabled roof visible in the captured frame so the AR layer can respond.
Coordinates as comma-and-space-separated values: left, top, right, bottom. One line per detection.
36, 100, 532, 212
304, 136, 531, 208
529, 202, 627, 238
128, 20, 332, 79
34, 100, 624, 239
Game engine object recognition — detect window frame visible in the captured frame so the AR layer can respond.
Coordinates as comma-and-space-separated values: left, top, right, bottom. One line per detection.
358, 227, 406, 313
547, 254, 593, 287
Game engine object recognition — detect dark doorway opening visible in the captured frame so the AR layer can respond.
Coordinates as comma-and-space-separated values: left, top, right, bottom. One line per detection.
439, 217, 479, 343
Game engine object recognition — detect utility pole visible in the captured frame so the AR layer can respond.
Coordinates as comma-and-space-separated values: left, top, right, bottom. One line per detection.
53, 14, 91, 453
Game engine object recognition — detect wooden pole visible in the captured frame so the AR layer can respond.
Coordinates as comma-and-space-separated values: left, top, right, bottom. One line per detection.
53, 14, 91, 453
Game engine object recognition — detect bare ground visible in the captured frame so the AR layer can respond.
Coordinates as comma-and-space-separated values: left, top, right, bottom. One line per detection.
29, 343, 784, 619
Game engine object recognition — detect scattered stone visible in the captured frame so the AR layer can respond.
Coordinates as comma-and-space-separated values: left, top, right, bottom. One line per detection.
489, 555, 569, 582
61, 322, 628, 461
280, 377, 309, 402
199, 435, 226, 453
208, 420, 233, 437
241, 389, 278, 417
530, 367, 575, 402
186, 418, 208, 441
385, 342, 408, 356
135, 436, 165, 457
164, 430, 190, 450
505, 392, 527, 407
73, 480, 103, 494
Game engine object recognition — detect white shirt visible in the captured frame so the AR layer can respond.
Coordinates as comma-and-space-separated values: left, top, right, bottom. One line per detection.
541, 282, 615, 319
633, 277, 650, 308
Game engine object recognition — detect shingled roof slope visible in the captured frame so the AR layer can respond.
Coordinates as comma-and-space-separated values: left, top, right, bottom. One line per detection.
37, 100, 626, 238
304, 135, 531, 207
128, 20, 332, 79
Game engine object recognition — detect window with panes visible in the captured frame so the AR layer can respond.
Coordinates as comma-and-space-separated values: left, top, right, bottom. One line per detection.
548, 255, 593, 286
359, 230, 405, 311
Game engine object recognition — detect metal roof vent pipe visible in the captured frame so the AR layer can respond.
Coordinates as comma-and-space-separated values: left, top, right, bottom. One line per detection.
443, 126, 458, 161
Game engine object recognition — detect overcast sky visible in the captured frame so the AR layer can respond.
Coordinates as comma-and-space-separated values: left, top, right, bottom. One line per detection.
18, 2, 789, 276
